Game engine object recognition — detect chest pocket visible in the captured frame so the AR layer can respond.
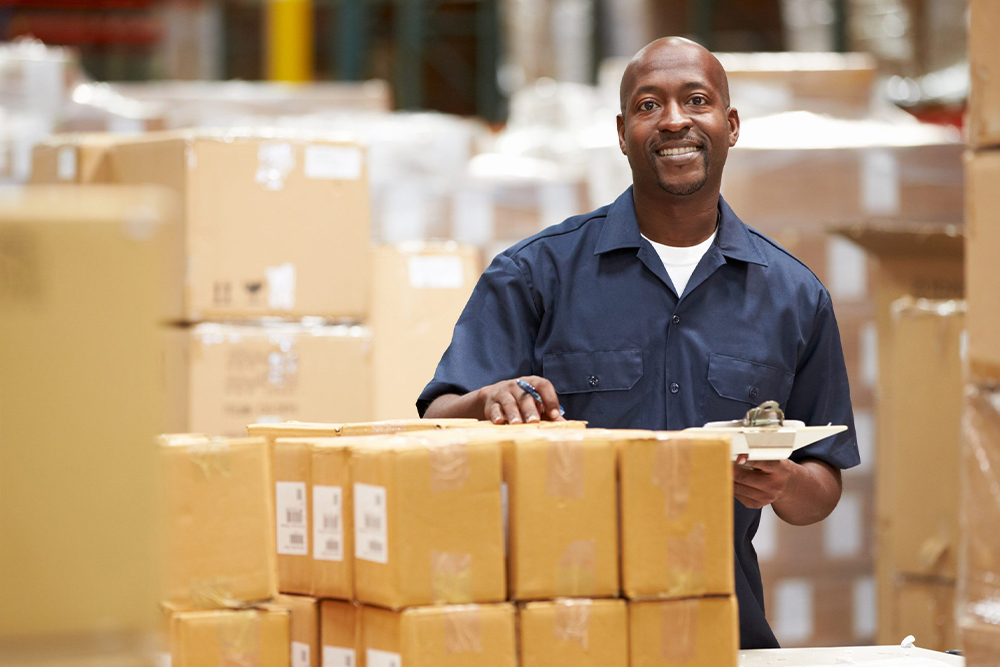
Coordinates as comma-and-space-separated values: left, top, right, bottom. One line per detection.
542, 348, 643, 427
703, 353, 795, 422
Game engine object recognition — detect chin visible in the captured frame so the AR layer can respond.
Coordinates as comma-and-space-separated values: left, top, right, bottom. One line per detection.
657, 176, 708, 196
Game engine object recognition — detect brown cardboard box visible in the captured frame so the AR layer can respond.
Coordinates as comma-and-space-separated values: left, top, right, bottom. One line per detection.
619, 432, 734, 599
371, 242, 479, 420
247, 418, 481, 441
311, 439, 354, 599
361, 603, 516, 667
0, 186, 179, 655
966, 151, 1000, 380
892, 578, 958, 653
274, 439, 313, 595
159, 435, 278, 609
505, 432, 618, 599
30, 134, 119, 184
351, 435, 506, 608
628, 597, 738, 667
969, 0, 1000, 149
112, 131, 371, 320
321, 600, 360, 667
275, 595, 320, 667
166, 607, 290, 667
165, 322, 374, 437
519, 599, 627, 667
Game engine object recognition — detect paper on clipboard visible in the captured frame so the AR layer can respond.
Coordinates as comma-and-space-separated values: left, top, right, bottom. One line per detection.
683, 420, 848, 461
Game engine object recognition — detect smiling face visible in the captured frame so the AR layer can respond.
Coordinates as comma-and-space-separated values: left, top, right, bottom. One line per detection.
617, 38, 739, 199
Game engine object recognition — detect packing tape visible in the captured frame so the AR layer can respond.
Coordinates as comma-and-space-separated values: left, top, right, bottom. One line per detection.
188, 577, 243, 610
653, 439, 692, 521
962, 383, 1000, 618
546, 436, 585, 499
553, 598, 591, 650
431, 551, 473, 603
442, 605, 484, 654
427, 440, 470, 492
659, 599, 699, 664
555, 539, 596, 597
665, 523, 707, 597
217, 610, 261, 667
187, 439, 233, 479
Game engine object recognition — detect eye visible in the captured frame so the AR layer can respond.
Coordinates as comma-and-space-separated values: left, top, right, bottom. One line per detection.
638, 100, 658, 112
690, 95, 707, 106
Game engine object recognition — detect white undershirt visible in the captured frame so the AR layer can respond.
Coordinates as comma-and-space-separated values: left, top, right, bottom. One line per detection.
643, 229, 718, 297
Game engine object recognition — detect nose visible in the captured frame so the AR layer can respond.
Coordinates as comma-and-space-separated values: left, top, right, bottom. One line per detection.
657, 99, 693, 133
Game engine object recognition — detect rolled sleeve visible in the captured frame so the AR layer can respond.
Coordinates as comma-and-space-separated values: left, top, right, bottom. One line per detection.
785, 290, 861, 470
417, 252, 542, 416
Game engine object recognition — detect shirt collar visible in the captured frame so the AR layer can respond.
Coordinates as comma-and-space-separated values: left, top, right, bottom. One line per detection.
594, 186, 769, 267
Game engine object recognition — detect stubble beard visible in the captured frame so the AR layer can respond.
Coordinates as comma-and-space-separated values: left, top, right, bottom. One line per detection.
651, 149, 710, 196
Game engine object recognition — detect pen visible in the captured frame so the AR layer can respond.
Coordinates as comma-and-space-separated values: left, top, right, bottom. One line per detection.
516, 379, 566, 417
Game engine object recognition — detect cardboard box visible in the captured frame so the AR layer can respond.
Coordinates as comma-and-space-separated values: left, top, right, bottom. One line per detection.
969, 0, 1000, 149
165, 322, 374, 437
160, 435, 278, 608
247, 418, 482, 441
505, 432, 618, 599
166, 607, 290, 667
274, 439, 314, 595
371, 242, 478, 420
30, 133, 119, 184
628, 597, 738, 667
619, 433, 734, 599
0, 186, 179, 652
966, 151, 1000, 380
275, 595, 320, 667
361, 603, 516, 667
891, 578, 958, 653
321, 600, 361, 667
112, 131, 371, 320
519, 599, 627, 667
351, 436, 506, 608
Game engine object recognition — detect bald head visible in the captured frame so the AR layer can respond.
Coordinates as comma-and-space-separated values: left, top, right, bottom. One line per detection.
619, 37, 730, 115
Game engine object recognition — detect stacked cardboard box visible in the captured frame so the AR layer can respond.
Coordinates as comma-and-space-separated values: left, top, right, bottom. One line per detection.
960, 2, 1000, 660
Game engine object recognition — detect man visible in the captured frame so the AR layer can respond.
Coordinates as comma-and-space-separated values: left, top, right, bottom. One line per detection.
417, 37, 859, 648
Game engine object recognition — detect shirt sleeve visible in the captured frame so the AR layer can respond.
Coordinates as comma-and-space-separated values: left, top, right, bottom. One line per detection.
417, 252, 542, 416
785, 290, 861, 470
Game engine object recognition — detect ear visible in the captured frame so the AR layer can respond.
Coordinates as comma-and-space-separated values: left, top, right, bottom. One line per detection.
617, 114, 627, 156
727, 107, 740, 147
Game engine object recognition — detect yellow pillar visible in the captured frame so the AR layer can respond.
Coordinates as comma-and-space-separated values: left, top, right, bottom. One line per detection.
265, 0, 314, 82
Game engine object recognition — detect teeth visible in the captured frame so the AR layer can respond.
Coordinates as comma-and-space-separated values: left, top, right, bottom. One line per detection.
657, 146, 699, 156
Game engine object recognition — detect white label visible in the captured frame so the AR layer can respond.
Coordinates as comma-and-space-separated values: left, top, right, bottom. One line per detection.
292, 642, 310, 667
754, 505, 778, 561
323, 646, 356, 667
366, 649, 401, 667
354, 483, 388, 563
56, 146, 76, 181
861, 148, 900, 215
823, 491, 863, 558
826, 236, 868, 301
305, 145, 363, 180
266, 263, 297, 310
154, 652, 172, 667
276, 481, 308, 556
773, 579, 814, 645
256, 141, 295, 190
852, 576, 877, 639
408, 255, 464, 289
854, 410, 875, 475
314, 485, 344, 562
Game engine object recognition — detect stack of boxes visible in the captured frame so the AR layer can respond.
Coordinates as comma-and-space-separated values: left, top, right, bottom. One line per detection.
960, 0, 1000, 661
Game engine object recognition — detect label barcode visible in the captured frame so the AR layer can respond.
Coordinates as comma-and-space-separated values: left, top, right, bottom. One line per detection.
290, 534, 304, 545
345, 656, 352, 667
324, 514, 339, 530
327, 539, 339, 551
365, 514, 381, 530
369, 540, 383, 553
287, 509, 304, 524
296, 488, 303, 501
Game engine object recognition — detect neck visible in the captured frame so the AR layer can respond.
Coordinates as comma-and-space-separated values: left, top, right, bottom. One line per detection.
633, 186, 719, 247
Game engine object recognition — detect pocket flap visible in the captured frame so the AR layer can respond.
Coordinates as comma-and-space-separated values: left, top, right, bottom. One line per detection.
707, 353, 794, 405
543, 348, 643, 395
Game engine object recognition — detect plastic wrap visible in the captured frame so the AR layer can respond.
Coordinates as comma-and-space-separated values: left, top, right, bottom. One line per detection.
653, 439, 693, 521
442, 605, 484, 654
552, 598, 592, 649
546, 436, 586, 499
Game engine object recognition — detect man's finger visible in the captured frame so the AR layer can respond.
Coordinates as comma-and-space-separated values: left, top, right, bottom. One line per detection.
527, 375, 564, 421
497, 391, 523, 424
517, 390, 541, 423
734, 481, 770, 505
488, 402, 505, 424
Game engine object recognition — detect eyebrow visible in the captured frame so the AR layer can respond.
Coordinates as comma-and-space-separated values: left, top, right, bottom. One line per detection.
631, 81, 714, 101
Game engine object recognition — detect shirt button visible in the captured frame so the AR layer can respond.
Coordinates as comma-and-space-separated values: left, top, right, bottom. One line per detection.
749, 387, 759, 400
670, 382, 680, 394
671, 315, 681, 325
588, 375, 599, 387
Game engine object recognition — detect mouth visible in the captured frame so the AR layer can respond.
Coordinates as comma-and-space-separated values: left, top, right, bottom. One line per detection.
655, 145, 701, 157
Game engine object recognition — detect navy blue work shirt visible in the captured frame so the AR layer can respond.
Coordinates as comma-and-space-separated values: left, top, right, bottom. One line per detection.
418, 187, 860, 649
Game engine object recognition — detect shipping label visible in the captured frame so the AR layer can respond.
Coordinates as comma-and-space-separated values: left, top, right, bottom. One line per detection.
366, 649, 401, 667
276, 481, 308, 556
323, 646, 356, 667
313, 485, 344, 561
354, 483, 388, 563
292, 641, 310, 667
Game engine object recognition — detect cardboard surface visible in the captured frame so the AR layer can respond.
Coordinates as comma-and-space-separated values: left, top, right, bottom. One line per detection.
892, 579, 958, 654
274, 440, 313, 595
519, 599, 627, 667
112, 131, 371, 320
165, 322, 374, 437
168, 608, 290, 667
311, 439, 354, 599
966, 151, 1000, 380
619, 433, 735, 599
968, 0, 1000, 149
351, 436, 506, 608
30, 134, 119, 184
505, 432, 619, 599
629, 597, 739, 667
160, 435, 278, 608
320, 600, 360, 667
371, 242, 479, 420
275, 595, 320, 667
362, 603, 517, 667
0, 186, 179, 646
248, 419, 482, 440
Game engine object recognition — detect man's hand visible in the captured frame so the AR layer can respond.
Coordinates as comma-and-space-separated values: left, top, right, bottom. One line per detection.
423, 376, 565, 423
732, 455, 842, 526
